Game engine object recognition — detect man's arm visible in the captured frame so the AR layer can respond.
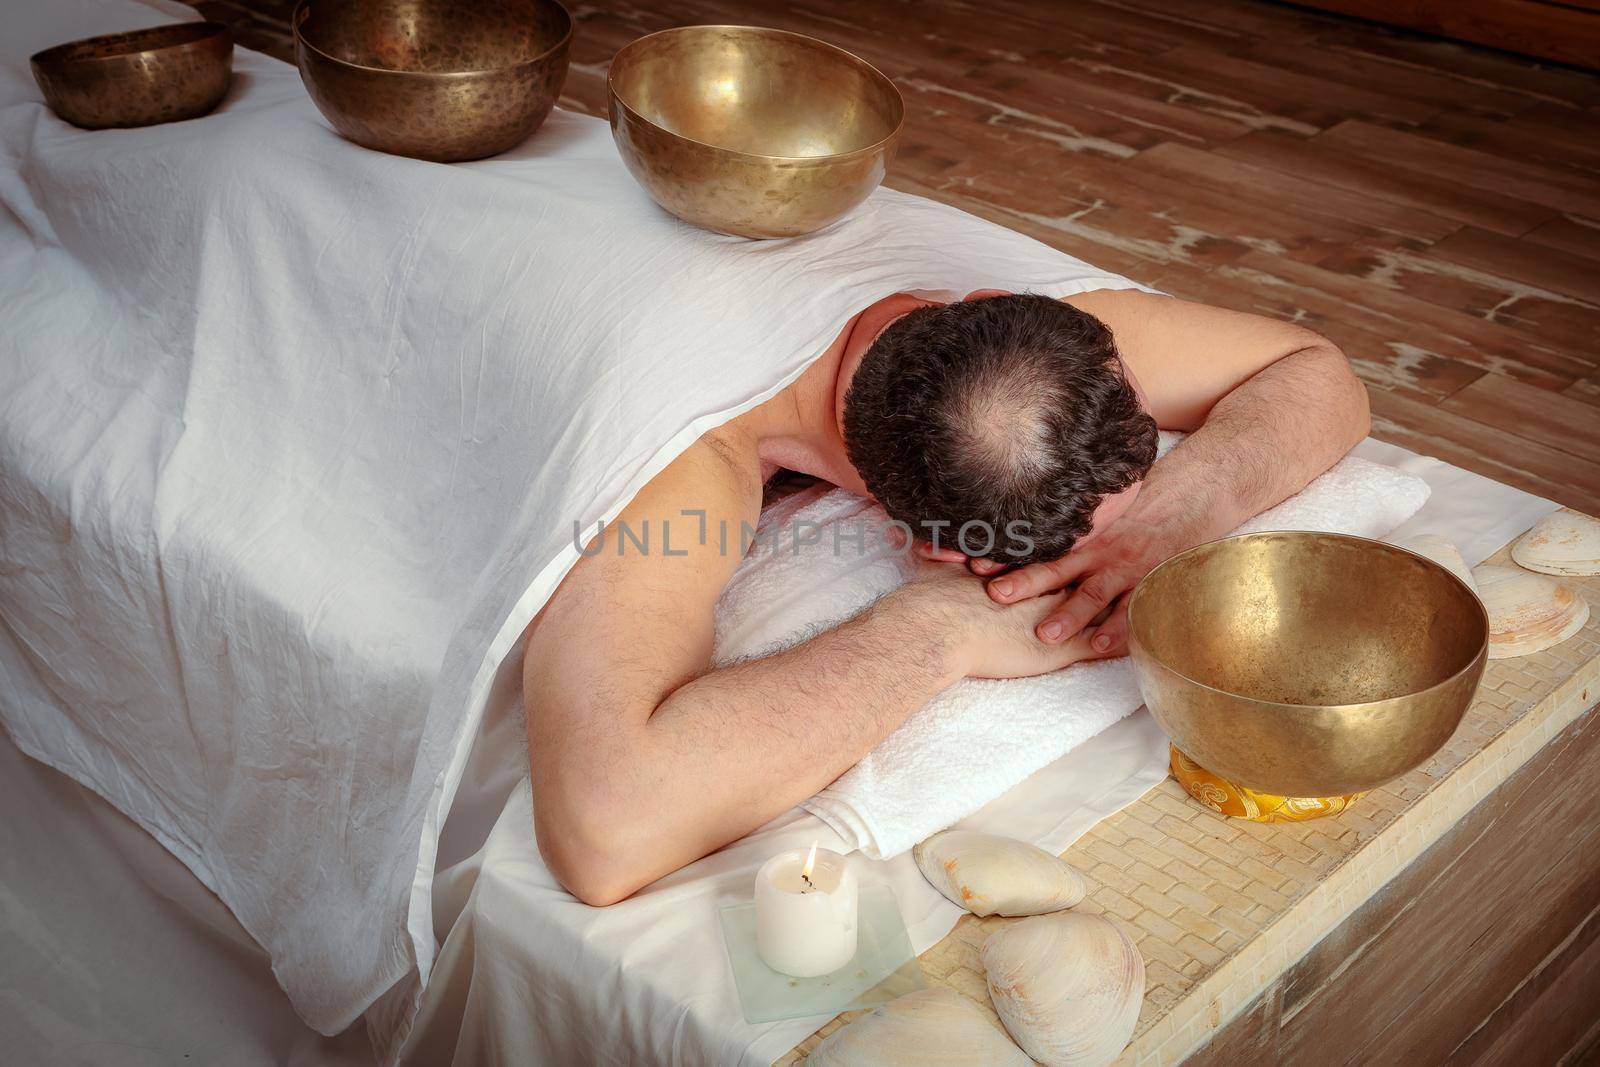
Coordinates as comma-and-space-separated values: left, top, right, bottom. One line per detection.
525, 436, 1094, 906
973, 290, 1370, 653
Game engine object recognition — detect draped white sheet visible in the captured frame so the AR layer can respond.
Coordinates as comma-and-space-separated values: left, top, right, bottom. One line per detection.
0, 0, 1160, 1043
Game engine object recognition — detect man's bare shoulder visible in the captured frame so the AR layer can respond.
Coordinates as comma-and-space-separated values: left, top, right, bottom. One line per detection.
529, 423, 763, 648
1061, 287, 1328, 431
695, 422, 765, 500
637, 422, 765, 539
1060, 286, 1170, 330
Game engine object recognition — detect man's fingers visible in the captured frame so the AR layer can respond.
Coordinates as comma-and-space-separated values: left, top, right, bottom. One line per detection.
1085, 599, 1131, 658
911, 542, 1015, 574
988, 552, 1095, 604
1035, 572, 1125, 644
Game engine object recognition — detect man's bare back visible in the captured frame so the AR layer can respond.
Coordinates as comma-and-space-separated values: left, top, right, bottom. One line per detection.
524, 287, 1369, 905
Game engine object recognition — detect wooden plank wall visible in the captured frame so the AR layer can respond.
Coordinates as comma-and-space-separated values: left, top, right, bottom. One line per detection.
196, 0, 1600, 516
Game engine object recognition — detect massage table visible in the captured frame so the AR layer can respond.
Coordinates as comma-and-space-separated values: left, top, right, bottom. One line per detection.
2, 1, 1594, 1064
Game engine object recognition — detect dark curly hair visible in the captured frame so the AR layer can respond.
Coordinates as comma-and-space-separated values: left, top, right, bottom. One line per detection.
842, 293, 1157, 565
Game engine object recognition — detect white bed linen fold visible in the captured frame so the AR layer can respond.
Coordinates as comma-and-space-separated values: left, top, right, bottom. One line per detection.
1, 0, 1159, 1043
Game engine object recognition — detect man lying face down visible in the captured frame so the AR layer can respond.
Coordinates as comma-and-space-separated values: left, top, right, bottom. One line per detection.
524, 287, 1370, 906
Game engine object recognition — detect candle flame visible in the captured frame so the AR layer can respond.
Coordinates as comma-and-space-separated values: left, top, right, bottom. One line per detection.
801, 841, 818, 882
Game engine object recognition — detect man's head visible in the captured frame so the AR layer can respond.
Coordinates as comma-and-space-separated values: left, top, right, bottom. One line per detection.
841, 293, 1157, 565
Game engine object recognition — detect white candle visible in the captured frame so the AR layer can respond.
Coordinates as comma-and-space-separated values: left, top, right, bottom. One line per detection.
754, 843, 858, 978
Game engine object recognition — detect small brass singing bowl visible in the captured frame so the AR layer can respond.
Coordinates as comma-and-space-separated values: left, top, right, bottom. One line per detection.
607, 25, 904, 239
293, 0, 573, 163
30, 22, 233, 130
1128, 532, 1489, 800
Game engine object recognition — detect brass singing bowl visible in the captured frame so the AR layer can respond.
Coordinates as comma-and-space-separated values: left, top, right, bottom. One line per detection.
1128, 532, 1489, 799
607, 25, 904, 239
293, 0, 572, 163
30, 22, 233, 130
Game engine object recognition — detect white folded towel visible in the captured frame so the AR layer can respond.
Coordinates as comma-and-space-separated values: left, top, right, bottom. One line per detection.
711, 440, 1430, 858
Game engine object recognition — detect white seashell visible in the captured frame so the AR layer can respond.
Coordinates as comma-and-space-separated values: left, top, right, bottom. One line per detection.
913, 830, 1087, 918
1391, 534, 1477, 593
980, 912, 1144, 1067
1473, 565, 1589, 660
1511, 512, 1600, 576
807, 988, 1032, 1066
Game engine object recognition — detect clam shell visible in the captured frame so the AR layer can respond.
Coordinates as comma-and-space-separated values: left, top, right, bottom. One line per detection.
980, 912, 1144, 1067
1511, 512, 1600, 576
1473, 565, 1589, 660
1391, 534, 1477, 594
913, 830, 1087, 918
807, 988, 1031, 1066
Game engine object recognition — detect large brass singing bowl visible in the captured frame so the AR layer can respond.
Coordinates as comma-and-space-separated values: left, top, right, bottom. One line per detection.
30, 22, 233, 130
607, 26, 904, 239
1128, 532, 1489, 799
293, 0, 572, 163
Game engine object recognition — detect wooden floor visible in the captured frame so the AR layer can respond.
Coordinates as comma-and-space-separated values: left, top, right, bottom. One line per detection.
202, 0, 1600, 514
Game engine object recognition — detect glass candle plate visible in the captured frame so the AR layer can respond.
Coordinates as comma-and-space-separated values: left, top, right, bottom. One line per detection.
719, 884, 925, 1023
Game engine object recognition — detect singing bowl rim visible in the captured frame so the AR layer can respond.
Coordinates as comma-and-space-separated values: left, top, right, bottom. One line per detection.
1127, 530, 1490, 714
606, 24, 905, 165
30, 21, 231, 70
291, 0, 574, 80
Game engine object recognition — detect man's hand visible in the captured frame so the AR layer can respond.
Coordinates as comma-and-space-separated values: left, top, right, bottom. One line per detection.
919, 514, 1183, 659
893, 558, 1099, 677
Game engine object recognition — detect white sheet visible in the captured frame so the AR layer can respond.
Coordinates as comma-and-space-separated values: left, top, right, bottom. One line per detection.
1, 0, 1162, 1046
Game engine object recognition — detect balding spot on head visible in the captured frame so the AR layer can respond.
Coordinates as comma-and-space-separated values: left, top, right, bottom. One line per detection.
941, 363, 1057, 492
